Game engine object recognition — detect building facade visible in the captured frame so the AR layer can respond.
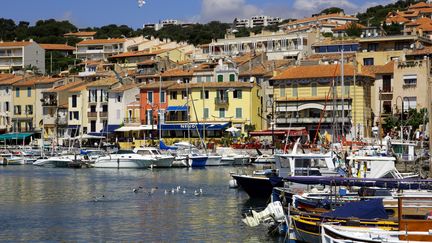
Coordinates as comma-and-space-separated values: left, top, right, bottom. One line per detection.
0, 40, 45, 74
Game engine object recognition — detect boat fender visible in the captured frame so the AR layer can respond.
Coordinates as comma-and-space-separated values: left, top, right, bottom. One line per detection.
229, 179, 238, 188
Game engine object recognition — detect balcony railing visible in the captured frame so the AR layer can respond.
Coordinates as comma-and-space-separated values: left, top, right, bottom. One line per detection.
99, 112, 108, 118
276, 117, 351, 124
42, 99, 58, 106
124, 118, 141, 124
215, 97, 229, 105
88, 112, 97, 118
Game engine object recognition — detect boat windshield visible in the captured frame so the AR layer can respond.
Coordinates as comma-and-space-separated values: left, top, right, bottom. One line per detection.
117, 150, 134, 154
294, 158, 329, 168
136, 150, 152, 156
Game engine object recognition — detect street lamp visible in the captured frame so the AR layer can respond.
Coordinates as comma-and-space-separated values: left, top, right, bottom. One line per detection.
395, 95, 404, 141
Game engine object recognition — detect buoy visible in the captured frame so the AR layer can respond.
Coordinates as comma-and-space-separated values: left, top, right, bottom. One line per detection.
229, 179, 238, 188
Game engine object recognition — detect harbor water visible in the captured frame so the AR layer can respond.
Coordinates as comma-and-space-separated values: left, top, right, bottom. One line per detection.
0, 166, 284, 242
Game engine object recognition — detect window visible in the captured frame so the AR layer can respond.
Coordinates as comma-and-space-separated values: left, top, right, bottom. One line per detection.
181, 91, 187, 99
206, 76, 211, 82
14, 105, 21, 115
90, 105, 96, 112
292, 83, 298, 97
197, 76, 202, 83
219, 108, 225, 118
16, 88, 20, 97
383, 75, 392, 92
5, 102, 9, 112
72, 95, 77, 108
236, 108, 242, 118
160, 91, 166, 103
90, 120, 96, 132
280, 86, 286, 97
311, 83, 317, 96
233, 90, 242, 99
367, 43, 378, 52
27, 87, 31, 97
229, 74, 235, 82
69, 111, 72, 120
74, 111, 79, 120
25, 105, 33, 115
403, 74, 417, 86
204, 108, 209, 119
5, 87, 8, 94
200, 90, 209, 99
170, 91, 177, 100
363, 58, 374, 66
101, 90, 108, 102
117, 95, 122, 103
147, 91, 153, 104
116, 109, 121, 120
102, 104, 108, 112
89, 89, 97, 102
403, 97, 417, 112
217, 74, 223, 82
146, 110, 153, 125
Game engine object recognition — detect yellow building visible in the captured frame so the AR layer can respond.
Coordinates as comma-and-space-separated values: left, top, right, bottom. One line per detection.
271, 64, 374, 140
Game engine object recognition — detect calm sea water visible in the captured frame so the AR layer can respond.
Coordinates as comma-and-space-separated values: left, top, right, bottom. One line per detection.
0, 166, 284, 242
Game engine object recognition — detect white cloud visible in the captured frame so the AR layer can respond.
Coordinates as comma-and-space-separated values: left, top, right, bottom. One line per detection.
199, 0, 262, 22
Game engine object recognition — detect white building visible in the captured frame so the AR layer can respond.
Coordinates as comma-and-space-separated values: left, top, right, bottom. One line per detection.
0, 40, 45, 74
75, 38, 126, 61
234, 16, 282, 28
108, 82, 140, 129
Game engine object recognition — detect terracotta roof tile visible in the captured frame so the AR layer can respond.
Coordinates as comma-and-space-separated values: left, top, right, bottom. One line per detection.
13, 77, 63, 86
39, 44, 75, 51
406, 46, 432, 55
283, 13, 358, 26
409, 2, 432, 9
0, 75, 23, 85
0, 41, 33, 47
161, 68, 193, 77
77, 38, 126, 45
110, 83, 139, 92
333, 22, 366, 31
386, 15, 410, 24
272, 64, 372, 80
362, 61, 394, 75
139, 81, 177, 90
240, 60, 291, 77
45, 81, 86, 92
86, 77, 118, 87
64, 31, 96, 37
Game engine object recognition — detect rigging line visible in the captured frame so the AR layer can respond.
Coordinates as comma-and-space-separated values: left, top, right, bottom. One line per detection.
313, 63, 340, 145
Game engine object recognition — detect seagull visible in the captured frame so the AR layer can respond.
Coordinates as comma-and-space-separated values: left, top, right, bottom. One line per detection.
148, 187, 158, 195
171, 188, 175, 194
133, 186, 143, 193
199, 188, 203, 195
93, 195, 105, 202
182, 189, 186, 194
194, 190, 200, 196
164, 190, 168, 195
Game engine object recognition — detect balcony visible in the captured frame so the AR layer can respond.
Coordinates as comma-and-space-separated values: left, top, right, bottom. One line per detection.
43, 116, 56, 125
379, 88, 393, 101
88, 112, 97, 118
215, 97, 229, 105
124, 118, 141, 125
99, 112, 108, 118
57, 117, 67, 125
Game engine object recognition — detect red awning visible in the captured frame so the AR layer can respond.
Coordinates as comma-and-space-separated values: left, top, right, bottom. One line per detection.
250, 128, 307, 136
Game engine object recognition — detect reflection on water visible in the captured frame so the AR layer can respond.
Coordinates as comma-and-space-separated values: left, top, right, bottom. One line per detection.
0, 166, 278, 242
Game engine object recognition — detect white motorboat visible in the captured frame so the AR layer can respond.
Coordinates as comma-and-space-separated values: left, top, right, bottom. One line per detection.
133, 147, 174, 168
221, 153, 251, 166
0, 151, 25, 165
205, 154, 223, 166
94, 150, 154, 168
33, 156, 73, 167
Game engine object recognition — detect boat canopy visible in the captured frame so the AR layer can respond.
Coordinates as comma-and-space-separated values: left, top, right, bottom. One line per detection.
115, 125, 156, 132
322, 198, 388, 220
100, 124, 121, 133
160, 122, 229, 131
250, 127, 307, 136
0, 133, 33, 140
166, 106, 187, 112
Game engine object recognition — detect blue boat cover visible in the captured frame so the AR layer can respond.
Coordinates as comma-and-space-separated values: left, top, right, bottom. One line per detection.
322, 199, 388, 220
100, 124, 121, 133
166, 106, 187, 112
159, 140, 177, 150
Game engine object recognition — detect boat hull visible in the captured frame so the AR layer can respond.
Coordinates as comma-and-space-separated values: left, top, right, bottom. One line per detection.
232, 174, 283, 199
94, 158, 153, 168
152, 157, 174, 168
205, 155, 223, 166
188, 156, 207, 167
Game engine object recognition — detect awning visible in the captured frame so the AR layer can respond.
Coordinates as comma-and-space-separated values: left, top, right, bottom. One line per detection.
0, 133, 33, 140
100, 124, 121, 133
166, 106, 187, 112
249, 128, 307, 136
161, 123, 229, 131
70, 134, 106, 140
87, 132, 105, 137
115, 125, 156, 132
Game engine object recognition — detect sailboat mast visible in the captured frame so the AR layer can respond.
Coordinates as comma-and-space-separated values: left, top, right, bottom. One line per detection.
186, 80, 191, 150
341, 48, 344, 139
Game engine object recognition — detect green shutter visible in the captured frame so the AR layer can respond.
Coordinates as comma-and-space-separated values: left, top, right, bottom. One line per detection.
218, 75, 223, 82
229, 74, 235, 82
236, 108, 242, 118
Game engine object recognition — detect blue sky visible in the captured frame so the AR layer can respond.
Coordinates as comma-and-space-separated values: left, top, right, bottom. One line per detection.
1, 0, 394, 29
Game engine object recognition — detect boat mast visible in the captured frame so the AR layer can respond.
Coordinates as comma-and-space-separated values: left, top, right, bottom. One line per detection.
341, 48, 345, 139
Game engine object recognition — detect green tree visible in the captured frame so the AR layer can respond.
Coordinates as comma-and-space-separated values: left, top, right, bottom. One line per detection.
319, 7, 344, 15
0, 18, 17, 41
345, 23, 363, 37
383, 22, 403, 35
